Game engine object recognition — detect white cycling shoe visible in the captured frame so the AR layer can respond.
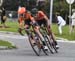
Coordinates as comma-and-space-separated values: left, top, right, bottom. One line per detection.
44, 46, 48, 51
56, 45, 59, 49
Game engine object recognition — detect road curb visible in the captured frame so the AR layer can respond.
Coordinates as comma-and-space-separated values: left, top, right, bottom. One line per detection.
0, 31, 75, 50
0, 46, 17, 50
0, 31, 20, 35
0, 46, 8, 50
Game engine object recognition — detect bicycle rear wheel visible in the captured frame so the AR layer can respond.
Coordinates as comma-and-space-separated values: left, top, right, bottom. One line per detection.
47, 35, 58, 53
43, 35, 54, 54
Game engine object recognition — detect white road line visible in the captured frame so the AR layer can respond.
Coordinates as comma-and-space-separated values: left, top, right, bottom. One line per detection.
0, 35, 27, 39
57, 40, 75, 43
0, 34, 75, 43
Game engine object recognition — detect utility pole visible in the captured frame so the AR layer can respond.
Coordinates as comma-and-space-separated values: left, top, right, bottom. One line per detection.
0, 0, 3, 6
50, 0, 53, 25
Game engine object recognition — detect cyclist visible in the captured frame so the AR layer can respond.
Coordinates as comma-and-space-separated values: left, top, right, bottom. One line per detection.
31, 8, 59, 49
18, 7, 48, 50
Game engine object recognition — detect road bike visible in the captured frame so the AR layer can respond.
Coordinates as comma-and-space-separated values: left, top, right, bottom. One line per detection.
39, 25, 58, 53
25, 25, 49, 56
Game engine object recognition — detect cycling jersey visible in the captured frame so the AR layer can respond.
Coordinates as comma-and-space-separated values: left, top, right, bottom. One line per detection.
18, 7, 26, 14
24, 12, 34, 21
35, 11, 48, 26
36, 11, 46, 20
18, 11, 34, 22
36, 18, 47, 26
18, 7, 26, 23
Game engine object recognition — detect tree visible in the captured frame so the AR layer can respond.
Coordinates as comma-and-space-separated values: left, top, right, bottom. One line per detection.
2, 0, 19, 11
53, 0, 69, 24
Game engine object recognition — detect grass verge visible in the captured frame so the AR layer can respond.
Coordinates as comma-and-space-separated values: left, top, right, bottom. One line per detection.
52, 23, 75, 40
0, 40, 16, 49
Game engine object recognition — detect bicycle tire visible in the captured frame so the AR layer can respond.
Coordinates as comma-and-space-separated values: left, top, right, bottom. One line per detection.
40, 27, 54, 54
37, 35, 49, 56
47, 35, 58, 53
43, 35, 54, 54
40, 27, 58, 53
28, 35, 41, 56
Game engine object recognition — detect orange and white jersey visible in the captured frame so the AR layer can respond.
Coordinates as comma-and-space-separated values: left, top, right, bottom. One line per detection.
18, 11, 35, 23
18, 7, 26, 14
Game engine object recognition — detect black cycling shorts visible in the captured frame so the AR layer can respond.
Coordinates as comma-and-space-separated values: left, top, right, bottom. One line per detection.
24, 19, 38, 26
36, 18, 47, 26
24, 19, 31, 26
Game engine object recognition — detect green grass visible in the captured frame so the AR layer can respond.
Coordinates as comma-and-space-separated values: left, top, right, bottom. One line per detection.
52, 23, 75, 40
0, 40, 16, 49
0, 21, 75, 40
0, 21, 19, 32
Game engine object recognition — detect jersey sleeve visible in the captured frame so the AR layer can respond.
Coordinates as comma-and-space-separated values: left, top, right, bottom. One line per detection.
29, 14, 35, 21
18, 16, 24, 23
38, 11, 45, 16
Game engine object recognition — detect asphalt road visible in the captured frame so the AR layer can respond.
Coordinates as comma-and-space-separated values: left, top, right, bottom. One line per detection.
0, 32, 75, 61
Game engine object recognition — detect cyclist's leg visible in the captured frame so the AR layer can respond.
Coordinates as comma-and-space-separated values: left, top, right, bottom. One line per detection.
46, 20, 59, 49
34, 26, 44, 40
48, 26, 59, 48
24, 20, 36, 45
18, 19, 24, 36
35, 20, 48, 50
34, 20, 46, 43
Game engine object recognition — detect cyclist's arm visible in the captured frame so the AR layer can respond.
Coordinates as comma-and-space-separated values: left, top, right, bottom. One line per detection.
44, 15, 50, 25
29, 14, 36, 23
39, 11, 50, 25
18, 16, 24, 23
18, 16, 24, 28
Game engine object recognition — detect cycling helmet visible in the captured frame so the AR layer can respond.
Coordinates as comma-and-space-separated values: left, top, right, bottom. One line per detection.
18, 7, 26, 14
31, 8, 38, 16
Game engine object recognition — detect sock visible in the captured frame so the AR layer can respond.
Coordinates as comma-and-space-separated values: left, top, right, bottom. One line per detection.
42, 41, 46, 46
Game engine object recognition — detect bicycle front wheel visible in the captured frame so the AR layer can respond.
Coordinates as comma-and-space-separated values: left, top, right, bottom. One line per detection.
28, 35, 41, 56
